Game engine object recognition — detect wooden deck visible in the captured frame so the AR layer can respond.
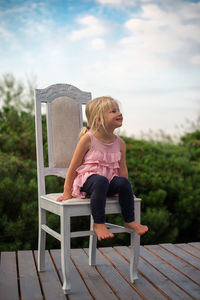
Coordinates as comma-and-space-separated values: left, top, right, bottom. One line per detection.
1, 243, 200, 300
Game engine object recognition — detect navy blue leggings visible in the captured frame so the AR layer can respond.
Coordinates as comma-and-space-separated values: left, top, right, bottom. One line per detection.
81, 174, 135, 224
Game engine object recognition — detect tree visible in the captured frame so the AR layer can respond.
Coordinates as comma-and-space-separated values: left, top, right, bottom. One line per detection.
0, 73, 35, 114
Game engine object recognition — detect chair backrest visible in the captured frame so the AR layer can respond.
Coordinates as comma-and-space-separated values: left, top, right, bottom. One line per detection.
35, 84, 91, 196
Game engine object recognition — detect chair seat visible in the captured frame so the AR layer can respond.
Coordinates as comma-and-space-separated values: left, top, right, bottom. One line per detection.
40, 193, 141, 218
41, 193, 119, 205
41, 193, 141, 205
40, 194, 137, 237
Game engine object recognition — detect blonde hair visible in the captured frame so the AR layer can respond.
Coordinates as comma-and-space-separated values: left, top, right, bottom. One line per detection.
80, 96, 119, 138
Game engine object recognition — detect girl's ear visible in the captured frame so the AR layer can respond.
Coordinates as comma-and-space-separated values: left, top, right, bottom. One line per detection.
97, 117, 101, 125
94, 115, 101, 125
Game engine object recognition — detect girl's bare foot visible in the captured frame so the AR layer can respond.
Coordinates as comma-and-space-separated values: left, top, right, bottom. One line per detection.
125, 221, 148, 235
93, 223, 114, 241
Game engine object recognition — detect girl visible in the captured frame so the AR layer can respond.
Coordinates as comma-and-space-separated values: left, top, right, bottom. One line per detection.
57, 96, 148, 240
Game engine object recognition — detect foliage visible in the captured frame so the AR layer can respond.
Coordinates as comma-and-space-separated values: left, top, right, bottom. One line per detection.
124, 134, 200, 244
0, 73, 200, 251
0, 73, 35, 114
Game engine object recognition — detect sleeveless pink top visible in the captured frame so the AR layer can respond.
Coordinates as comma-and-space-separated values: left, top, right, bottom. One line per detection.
72, 132, 121, 198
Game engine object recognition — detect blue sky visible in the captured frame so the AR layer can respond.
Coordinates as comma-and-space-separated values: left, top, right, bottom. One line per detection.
0, 0, 200, 138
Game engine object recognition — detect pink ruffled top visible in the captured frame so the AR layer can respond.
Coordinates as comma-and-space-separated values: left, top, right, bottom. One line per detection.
72, 132, 121, 198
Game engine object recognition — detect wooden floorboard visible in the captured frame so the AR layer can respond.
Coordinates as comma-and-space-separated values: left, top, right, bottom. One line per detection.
174, 243, 200, 259
84, 248, 142, 300
145, 244, 200, 286
34, 250, 66, 300
1, 244, 200, 300
140, 246, 199, 299
0, 252, 19, 300
189, 242, 200, 250
115, 246, 192, 300
160, 244, 200, 269
18, 250, 43, 300
99, 246, 167, 300
50, 249, 93, 300
71, 248, 117, 300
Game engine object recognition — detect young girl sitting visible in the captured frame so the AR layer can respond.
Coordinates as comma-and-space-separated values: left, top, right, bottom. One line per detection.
57, 96, 148, 240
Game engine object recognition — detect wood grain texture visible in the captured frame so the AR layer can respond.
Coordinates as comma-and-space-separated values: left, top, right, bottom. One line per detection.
0, 252, 19, 300
145, 244, 200, 285
2, 245, 200, 299
84, 248, 142, 299
18, 251, 43, 300
71, 248, 117, 300
160, 243, 200, 269
50, 249, 93, 300
100, 247, 167, 300
34, 250, 66, 300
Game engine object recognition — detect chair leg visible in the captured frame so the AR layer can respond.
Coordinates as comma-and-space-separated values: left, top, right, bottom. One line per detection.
89, 215, 97, 266
130, 232, 140, 282
60, 208, 71, 294
38, 208, 46, 271
130, 198, 141, 282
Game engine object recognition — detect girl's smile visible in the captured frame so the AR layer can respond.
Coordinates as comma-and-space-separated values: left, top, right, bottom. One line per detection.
105, 103, 123, 129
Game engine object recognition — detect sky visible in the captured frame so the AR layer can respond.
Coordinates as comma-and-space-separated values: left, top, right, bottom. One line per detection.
0, 0, 200, 138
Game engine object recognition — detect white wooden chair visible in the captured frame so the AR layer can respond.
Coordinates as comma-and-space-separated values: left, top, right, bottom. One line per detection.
34, 83, 141, 294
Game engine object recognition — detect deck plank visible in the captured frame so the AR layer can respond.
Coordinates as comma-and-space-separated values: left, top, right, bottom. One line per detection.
100, 247, 167, 300
140, 246, 199, 299
0, 252, 19, 300
160, 244, 200, 269
50, 249, 93, 300
174, 243, 200, 259
1, 244, 200, 299
189, 242, 200, 250
145, 244, 200, 286
71, 248, 117, 300
18, 251, 43, 300
84, 248, 142, 300
34, 250, 67, 300
115, 246, 192, 300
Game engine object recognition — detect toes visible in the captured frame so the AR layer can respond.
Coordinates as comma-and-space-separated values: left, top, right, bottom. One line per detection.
97, 232, 114, 240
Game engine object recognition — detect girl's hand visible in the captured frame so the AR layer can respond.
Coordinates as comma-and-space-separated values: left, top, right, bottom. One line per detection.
56, 193, 72, 202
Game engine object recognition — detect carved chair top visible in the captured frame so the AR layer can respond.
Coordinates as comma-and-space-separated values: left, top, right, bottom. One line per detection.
35, 83, 91, 104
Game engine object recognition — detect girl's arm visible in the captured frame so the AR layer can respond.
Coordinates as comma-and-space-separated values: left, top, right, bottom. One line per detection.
57, 134, 91, 201
119, 138, 128, 178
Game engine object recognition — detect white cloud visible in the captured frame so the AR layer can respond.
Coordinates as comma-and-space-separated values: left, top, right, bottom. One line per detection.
20, 19, 54, 39
90, 38, 106, 50
95, 0, 137, 6
0, 25, 13, 42
118, 3, 200, 68
69, 15, 108, 41
179, 1, 200, 20
191, 55, 200, 66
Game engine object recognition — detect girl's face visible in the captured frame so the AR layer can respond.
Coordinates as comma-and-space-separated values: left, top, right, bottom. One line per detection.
104, 102, 123, 130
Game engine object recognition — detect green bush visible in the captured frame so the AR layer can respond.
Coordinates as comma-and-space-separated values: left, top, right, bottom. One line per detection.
123, 133, 200, 244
